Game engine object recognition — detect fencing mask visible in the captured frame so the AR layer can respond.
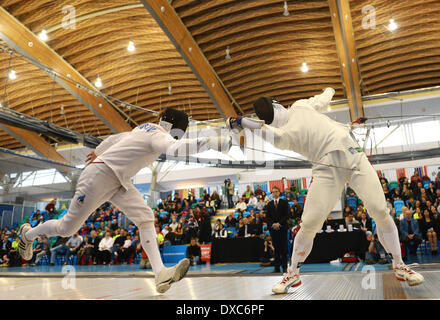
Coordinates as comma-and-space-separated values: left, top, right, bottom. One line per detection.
253, 97, 288, 128
159, 107, 189, 139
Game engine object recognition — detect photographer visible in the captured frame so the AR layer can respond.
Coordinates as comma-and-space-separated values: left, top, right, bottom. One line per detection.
260, 235, 275, 267
225, 179, 234, 209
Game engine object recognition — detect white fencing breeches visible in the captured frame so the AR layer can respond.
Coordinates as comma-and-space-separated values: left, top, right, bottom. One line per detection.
26, 163, 154, 240
298, 149, 395, 240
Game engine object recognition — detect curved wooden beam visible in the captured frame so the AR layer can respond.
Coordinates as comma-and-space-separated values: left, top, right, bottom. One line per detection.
329, 0, 363, 121
140, 0, 239, 118
0, 6, 132, 133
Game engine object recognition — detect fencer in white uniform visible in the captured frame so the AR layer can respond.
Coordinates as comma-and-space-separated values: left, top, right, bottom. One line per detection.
227, 88, 424, 293
18, 107, 231, 294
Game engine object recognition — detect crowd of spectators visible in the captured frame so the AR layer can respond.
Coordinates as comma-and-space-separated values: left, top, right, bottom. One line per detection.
343, 170, 440, 262
1, 169, 438, 268
0, 202, 146, 267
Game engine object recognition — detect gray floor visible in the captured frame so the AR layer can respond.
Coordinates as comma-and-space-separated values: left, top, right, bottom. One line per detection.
0, 269, 439, 300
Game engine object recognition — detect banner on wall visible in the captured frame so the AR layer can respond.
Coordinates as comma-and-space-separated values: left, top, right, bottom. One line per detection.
269, 180, 284, 191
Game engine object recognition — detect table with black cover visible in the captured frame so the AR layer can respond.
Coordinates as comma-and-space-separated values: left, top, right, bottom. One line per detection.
305, 230, 368, 263
211, 237, 264, 264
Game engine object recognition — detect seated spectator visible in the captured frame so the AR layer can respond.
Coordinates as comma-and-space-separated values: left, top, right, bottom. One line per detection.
383, 186, 392, 202
49, 237, 69, 266
285, 185, 297, 201
242, 185, 254, 203
76, 235, 89, 265
97, 231, 114, 265
224, 213, 237, 228
235, 198, 247, 212
186, 238, 202, 265
156, 226, 165, 247
0, 234, 11, 259
322, 216, 334, 231
215, 224, 228, 238
163, 226, 176, 245
169, 216, 179, 232
248, 215, 263, 236
127, 223, 136, 236
344, 213, 360, 228
255, 198, 266, 211
400, 207, 422, 255
64, 232, 83, 265
194, 207, 203, 221
9, 236, 21, 266
237, 217, 252, 238
411, 170, 422, 185
235, 219, 244, 238
260, 235, 275, 266
30, 236, 43, 265
0, 254, 9, 267
45, 199, 56, 218
359, 212, 373, 233
211, 190, 221, 209
413, 207, 423, 220
79, 223, 90, 237
291, 199, 303, 220
419, 208, 438, 254
365, 233, 389, 265
117, 234, 133, 264
183, 215, 198, 244
174, 223, 183, 244
205, 197, 216, 214
254, 212, 264, 226
248, 194, 258, 207
32, 237, 50, 266
81, 230, 101, 265
254, 185, 266, 200
111, 229, 127, 263
343, 205, 354, 218
201, 190, 209, 201
139, 249, 151, 270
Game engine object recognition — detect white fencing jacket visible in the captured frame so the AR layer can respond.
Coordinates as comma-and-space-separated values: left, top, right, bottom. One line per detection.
94, 123, 212, 190
262, 88, 359, 163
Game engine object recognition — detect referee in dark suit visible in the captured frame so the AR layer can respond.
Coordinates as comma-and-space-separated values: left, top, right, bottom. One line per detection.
266, 186, 289, 273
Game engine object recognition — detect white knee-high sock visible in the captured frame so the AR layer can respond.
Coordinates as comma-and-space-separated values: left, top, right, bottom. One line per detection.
138, 222, 165, 276
25, 220, 60, 241
376, 222, 403, 268
290, 231, 314, 275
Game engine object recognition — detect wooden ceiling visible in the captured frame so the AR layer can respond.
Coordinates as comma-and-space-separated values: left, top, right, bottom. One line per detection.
0, 0, 438, 153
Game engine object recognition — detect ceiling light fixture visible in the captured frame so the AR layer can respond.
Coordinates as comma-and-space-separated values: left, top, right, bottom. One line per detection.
39, 29, 48, 41
301, 60, 309, 73
388, 15, 397, 31
168, 82, 172, 95
225, 46, 231, 60
95, 75, 102, 88
127, 40, 135, 52
8, 70, 16, 80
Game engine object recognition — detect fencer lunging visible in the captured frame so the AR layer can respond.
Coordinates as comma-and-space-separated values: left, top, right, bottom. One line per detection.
18, 107, 231, 294
227, 88, 424, 293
